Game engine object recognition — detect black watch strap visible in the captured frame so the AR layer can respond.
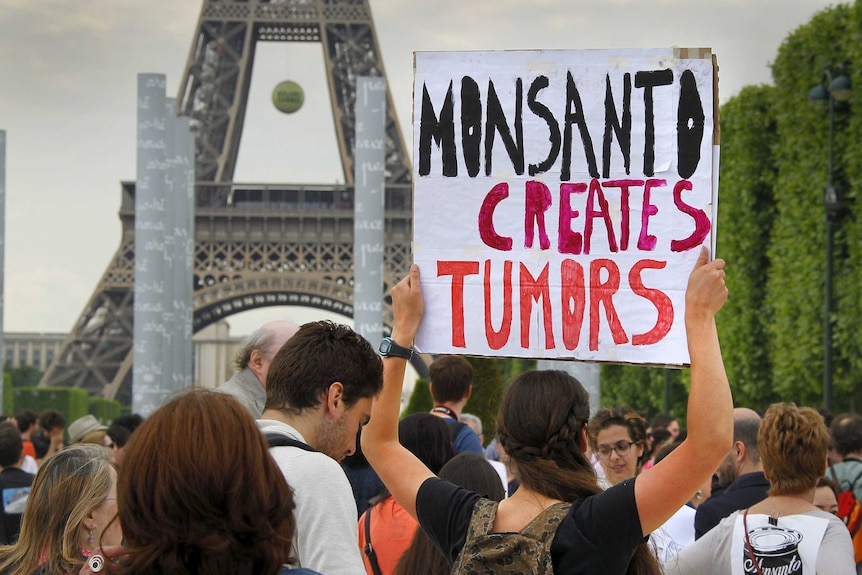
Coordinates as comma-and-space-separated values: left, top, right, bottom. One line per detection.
378, 337, 413, 360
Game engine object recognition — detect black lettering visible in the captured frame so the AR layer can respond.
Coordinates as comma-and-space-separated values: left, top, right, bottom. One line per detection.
461, 76, 482, 177
562, 72, 599, 181
484, 78, 525, 176
419, 81, 457, 177
677, 69, 705, 179
602, 73, 632, 178
634, 69, 673, 176
527, 75, 561, 176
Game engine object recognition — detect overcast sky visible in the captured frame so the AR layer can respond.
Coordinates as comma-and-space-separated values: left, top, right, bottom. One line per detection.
0, 0, 839, 335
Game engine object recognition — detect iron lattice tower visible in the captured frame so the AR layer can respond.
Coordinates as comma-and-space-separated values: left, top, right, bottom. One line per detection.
39, 0, 416, 403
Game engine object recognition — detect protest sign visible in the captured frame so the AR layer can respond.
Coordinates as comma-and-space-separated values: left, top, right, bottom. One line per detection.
412, 48, 719, 366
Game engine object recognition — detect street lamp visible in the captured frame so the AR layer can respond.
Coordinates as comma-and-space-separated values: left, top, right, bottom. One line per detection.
809, 67, 851, 412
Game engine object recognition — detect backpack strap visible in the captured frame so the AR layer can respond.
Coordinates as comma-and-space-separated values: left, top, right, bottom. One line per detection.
465, 499, 499, 541
830, 460, 862, 492
520, 502, 572, 540
362, 507, 384, 575
264, 433, 318, 452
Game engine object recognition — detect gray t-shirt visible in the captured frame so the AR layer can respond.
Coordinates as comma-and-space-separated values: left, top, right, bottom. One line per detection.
665, 509, 855, 575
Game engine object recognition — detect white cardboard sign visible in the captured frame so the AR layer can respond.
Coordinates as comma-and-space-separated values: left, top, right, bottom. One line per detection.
412, 48, 718, 366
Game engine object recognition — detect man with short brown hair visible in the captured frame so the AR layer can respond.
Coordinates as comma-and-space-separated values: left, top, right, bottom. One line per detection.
428, 356, 483, 454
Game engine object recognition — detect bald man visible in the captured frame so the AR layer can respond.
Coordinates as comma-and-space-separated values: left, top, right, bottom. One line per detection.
216, 320, 300, 417
694, 407, 769, 539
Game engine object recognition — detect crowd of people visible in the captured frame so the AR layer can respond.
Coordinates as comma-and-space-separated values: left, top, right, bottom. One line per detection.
0, 251, 858, 574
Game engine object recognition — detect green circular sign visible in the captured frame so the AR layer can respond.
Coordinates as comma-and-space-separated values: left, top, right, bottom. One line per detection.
272, 80, 304, 114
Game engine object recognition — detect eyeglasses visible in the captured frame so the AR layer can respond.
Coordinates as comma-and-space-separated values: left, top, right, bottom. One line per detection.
596, 440, 636, 460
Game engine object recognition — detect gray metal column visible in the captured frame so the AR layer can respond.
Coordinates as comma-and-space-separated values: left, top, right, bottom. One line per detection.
161, 98, 177, 392
0, 131, 5, 409
173, 115, 194, 389
134, 74, 168, 416
353, 77, 387, 344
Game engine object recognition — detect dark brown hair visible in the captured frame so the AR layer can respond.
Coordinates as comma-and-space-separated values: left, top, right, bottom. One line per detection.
265, 320, 383, 413
109, 390, 295, 575
831, 413, 862, 457
429, 356, 473, 403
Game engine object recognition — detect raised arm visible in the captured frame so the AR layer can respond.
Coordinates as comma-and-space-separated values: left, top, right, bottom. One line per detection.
634, 247, 733, 535
361, 264, 434, 519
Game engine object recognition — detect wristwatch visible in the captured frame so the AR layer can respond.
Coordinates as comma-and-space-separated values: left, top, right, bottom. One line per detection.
378, 337, 414, 360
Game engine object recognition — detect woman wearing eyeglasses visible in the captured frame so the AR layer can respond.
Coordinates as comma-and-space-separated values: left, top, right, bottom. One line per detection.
588, 407, 648, 487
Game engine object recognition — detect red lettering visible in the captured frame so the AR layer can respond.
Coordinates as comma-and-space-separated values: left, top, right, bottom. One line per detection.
584, 179, 618, 254
478, 183, 513, 251
589, 259, 628, 351
524, 180, 552, 249
561, 259, 586, 350
638, 178, 665, 251
438, 260, 480, 347
670, 180, 711, 252
519, 263, 555, 349
629, 259, 673, 345
558, 182, 587, 254
484, 259, 513, 350
603, 179, 644, 251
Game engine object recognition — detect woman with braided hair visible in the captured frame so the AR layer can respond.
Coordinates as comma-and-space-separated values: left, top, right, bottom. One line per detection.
363, 247, 732, 575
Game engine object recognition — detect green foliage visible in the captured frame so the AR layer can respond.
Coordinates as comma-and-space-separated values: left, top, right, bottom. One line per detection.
600, 2, 862, 413
89, 398, 122, 425
496, 358, 537, 383
2, 373, 11, 416
13, 387, 90, 443
715, 85, 781, 408
4, 365, 42, 389
766, 3, 860, 409
464, 356, 505, 443
599, 365, 689, 426
403, 378, 433, 417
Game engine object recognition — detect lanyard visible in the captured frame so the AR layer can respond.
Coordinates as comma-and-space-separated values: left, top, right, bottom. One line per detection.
432, 406, 458, 420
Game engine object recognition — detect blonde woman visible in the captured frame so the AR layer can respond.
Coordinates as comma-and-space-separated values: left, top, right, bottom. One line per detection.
0, 444, 121, 575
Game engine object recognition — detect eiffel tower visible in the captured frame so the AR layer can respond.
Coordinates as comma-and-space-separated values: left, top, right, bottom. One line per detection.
39, 0, 416, 404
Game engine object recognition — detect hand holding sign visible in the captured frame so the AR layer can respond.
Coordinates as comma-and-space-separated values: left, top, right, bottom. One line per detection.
390, 264, 424, 351
684, 246, 728, 323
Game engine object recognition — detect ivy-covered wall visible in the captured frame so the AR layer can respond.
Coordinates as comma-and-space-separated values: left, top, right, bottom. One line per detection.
601, 2, 862, 415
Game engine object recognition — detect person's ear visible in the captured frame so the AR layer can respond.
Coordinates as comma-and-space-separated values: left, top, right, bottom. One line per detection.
326, 382, 346, 418
248, 349, 266, 377
82, 513, 97, 532
578, 426, 588, 453
465, 385, 472, 400
734, 441, 747, 464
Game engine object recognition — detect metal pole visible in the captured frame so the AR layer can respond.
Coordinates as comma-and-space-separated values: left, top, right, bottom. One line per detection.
0, 131, 5, 410
663, 368, 671, 415
353, 76, 387, 344
824, 83, 835, 413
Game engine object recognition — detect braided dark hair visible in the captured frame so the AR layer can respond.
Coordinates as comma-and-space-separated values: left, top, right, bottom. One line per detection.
496, 370, 662, 575
496, 370, 596, 501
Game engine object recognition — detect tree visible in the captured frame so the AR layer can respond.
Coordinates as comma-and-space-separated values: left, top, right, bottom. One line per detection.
715, 84, 780, 408
4, 364, 42, 389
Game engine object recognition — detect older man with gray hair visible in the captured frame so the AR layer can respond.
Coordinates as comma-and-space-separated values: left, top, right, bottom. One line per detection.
216, 320, 299, 417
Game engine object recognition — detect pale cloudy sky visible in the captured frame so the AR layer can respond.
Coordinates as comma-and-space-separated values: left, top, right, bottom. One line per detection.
0, 0, 838, 335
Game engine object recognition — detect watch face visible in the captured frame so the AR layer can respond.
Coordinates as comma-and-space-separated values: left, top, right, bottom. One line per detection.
379, 339, 392, 355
